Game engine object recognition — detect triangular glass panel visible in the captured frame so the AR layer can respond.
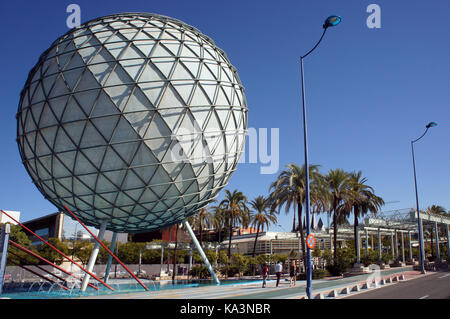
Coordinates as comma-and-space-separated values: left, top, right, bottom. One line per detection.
149, 165, 172, 186
104, 85, 133, 111
172, 81, 195, 105
90, 115, 121, 142
79, 121, 106, 148
73, 90, 100, 116
73, 151, 98, 175
190, 85, 209, 107
81, 145, 107, 170
139, 188, 158, 205
104, 64, 133, 87
114, 192, 136, 206
52, 156, 71, 178
125, 188, 145, 201
131, 143, 158, 167
86, 61, 114, 86
134, 40, 156, 57
119, 59, 145, 81
61, 97, 86, 123
103, 169, 127, 187
30, 102, 45, 125
95, 174, 119, 193
152, 58, 176, 79
62, 67, 84, 91
123, 87, 154, 112
110, 116, 140, 143
39, 125, 58, 148
74, 174, 98, 194
101, 146, 127, 171
162, 42, 181, 57
54, 129, 77, 153
91, 91, 120, 117
157, 106, 183, 131
77, 45, 100, 64
184, 43, 201, 58
204, 62, 219, 80
31, 82, 45, 103
200, 82, 216, 104
111, 141, 140, 166
121, 170, 146, 190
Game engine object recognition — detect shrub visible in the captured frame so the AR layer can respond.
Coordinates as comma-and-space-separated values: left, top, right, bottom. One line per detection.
297, 269, 330, 280
326, 248, 356, 276
189, 265, 210, 279
219, 265, 241, 277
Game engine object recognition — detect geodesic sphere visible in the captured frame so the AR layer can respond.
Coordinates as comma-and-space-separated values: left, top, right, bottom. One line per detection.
16, 13, 247, 233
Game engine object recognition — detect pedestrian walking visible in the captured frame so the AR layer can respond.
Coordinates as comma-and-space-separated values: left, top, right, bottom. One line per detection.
262, 263, 269, 288
275, 262, 283, 287
289, 260, 297, 287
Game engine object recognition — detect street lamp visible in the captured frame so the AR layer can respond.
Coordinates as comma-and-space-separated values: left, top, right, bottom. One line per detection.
411, 122, 437, 274
300, 15, 341, 299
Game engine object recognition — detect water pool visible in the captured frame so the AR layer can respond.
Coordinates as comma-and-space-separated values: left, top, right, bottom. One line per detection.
1, 278, 267, 299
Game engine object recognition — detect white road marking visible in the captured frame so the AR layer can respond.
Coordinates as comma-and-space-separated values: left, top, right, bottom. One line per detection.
419, 295, 429, 299
438, 274, 450, 279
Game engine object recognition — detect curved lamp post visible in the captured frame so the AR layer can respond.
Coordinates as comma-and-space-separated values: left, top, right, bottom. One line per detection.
411, 122, 437, 274
300, 15, 341, 299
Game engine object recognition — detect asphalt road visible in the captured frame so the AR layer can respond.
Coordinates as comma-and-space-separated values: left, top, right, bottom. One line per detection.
345, 270, 450, 299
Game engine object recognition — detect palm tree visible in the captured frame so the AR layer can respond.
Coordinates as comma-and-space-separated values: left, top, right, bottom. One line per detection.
324, 169, 352, 262
344, 171, 385, 254
192, 205, 214, 248
268, 163, 321, 269
249, 196, 278, 257
425, 205, 446, 257
219, 190, 250, 259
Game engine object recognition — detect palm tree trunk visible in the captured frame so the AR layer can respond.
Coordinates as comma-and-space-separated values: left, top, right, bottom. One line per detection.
333, 213, 338, 263
353, 205, 359, 255
252, 225, 260, 257
297, 201, 307, 272
199, 222, 203, 248
430, 226, 434, 258
292, 212, 296, 232
172, 224, 179, 282
228, 220, 233, 260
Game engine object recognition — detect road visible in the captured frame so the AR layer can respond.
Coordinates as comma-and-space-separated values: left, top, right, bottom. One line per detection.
345, 270, 450, 299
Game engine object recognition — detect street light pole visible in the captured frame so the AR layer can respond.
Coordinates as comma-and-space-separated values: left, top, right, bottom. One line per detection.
300, 15, 341, 299
411, 122, 437, 274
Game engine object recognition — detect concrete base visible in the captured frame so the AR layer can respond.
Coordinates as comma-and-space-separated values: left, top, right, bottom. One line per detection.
377, 262, 390, 269
344, 263, 371, 277
392, 260, 406, 267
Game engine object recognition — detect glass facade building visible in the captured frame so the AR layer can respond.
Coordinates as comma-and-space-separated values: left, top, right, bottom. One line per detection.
17, 13, 248, 233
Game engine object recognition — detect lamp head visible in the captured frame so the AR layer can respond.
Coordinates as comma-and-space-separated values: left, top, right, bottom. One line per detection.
426, 122, 437, 128
323, 15, 342, 29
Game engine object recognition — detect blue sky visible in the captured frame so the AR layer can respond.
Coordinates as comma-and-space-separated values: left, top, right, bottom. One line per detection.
0, 0, 449, 232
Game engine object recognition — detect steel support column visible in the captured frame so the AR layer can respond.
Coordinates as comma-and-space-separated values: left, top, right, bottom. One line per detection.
183, 220, 220, 284
401, 232, 405, 263
391, 232, 395, 259
104, 232, 117, 283
81, 220, 107, 292
409, 232, 413, 261
395, 231, 399, 259
435, 222, 440, 260
365, 228, 369, 256
378, 228, 382, 262
356, 227, 361, 264
447, 225, 450, 260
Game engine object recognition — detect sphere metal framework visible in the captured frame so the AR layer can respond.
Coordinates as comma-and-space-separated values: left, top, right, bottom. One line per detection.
16, 13, 248, 233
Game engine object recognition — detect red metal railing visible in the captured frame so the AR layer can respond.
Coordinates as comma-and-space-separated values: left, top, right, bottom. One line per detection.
0, 210, 113, 291
8, 257, 69, 291
63, 204, 149, 291
9, 240, 99, 290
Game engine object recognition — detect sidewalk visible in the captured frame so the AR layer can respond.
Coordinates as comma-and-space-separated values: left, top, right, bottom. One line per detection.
80, 266, 416, 299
